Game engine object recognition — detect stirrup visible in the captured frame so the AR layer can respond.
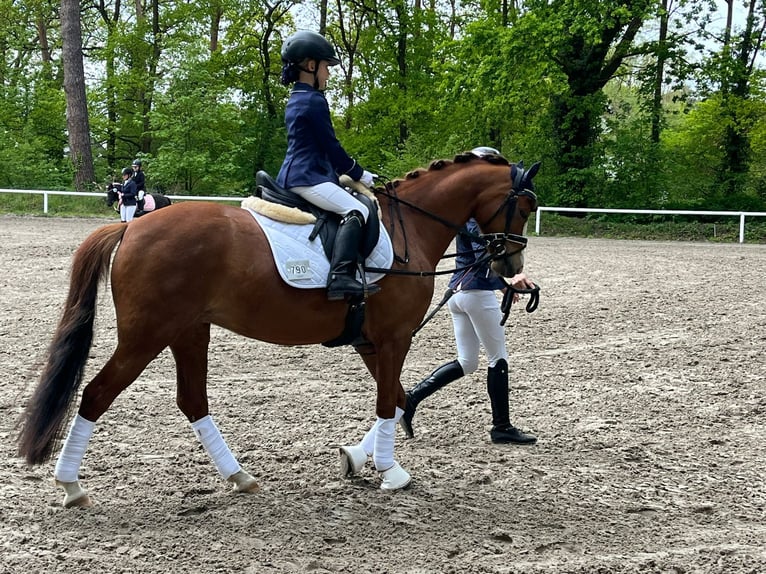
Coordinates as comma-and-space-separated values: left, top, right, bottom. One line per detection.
327, 278, 380, 301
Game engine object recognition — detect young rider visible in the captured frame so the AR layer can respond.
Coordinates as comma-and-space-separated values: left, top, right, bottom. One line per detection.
277, 30, 379, 301
132, 159, 146, 212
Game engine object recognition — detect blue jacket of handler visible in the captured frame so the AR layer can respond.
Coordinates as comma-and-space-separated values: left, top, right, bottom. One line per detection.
449, 219, 506, 292
277, 82, 363, 188
120, 176, 138, 206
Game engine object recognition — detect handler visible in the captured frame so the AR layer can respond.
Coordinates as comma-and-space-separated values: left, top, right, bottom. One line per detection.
119, 167, 138, 223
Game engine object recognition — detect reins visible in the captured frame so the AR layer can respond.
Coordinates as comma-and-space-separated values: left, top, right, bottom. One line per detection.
363, 180, 513, 277
499, 281, 540, 326
359, 165, 540, 336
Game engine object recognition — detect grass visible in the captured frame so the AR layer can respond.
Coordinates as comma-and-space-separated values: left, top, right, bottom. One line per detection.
2, 193, 765, 244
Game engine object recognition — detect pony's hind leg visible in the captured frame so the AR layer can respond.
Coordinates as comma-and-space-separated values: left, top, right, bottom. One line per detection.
170, 323, 258, 494
54, 344, 159, 508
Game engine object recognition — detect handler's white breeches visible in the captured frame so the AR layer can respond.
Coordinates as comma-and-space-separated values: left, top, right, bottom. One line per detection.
448, 290, 508, 373
120, 204, 137, 222
54, 414, 95, 483
291, 182, 370, 222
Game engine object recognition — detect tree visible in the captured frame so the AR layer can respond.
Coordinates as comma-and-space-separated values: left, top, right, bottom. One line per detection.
61, 0, 95, 190
522, 0, 658, 206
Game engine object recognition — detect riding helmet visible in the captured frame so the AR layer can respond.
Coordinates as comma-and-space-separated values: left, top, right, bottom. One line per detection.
122, 167, 133, 176
281, 31, 340, 66
132, 159, 142, 167
472, 146, 500, 157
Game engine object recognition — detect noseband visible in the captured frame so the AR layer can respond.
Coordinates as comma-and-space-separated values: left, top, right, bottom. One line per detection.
478, 187, 537, 260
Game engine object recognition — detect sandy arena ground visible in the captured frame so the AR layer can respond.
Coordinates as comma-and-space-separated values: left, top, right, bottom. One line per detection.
0, 214, 764, 573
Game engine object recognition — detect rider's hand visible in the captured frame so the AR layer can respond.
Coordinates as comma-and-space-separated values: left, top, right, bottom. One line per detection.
360, 170, 377, 188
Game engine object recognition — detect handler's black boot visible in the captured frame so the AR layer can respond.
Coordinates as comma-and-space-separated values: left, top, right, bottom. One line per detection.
400, 360, 464, 438
327, 211, 380, 301
487, 359, 537, 444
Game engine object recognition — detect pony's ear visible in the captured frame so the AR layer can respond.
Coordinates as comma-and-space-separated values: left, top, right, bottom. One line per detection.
527, 161, 541, 181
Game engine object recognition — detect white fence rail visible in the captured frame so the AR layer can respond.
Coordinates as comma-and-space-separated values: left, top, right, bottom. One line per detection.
536, 206, 766, 244
0, 188, 244, 214
2, 188, 766, 243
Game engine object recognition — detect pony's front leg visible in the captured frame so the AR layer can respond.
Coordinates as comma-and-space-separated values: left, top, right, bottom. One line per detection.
373, 406, 411, 490
340, 342, 411, 490
339, 410, 410, 490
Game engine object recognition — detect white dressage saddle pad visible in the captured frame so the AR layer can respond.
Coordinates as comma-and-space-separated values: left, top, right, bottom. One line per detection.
243, 208, 393, 289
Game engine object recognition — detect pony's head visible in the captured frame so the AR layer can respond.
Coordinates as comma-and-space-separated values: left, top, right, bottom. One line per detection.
469, 154, 539, 278
105, 183, 121, 207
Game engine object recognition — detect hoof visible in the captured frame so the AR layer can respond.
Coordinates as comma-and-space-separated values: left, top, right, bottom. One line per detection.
228, 470, 260, 493
379, 462, 411, 491
56, 480, 92, 508
339, 444, 368, 478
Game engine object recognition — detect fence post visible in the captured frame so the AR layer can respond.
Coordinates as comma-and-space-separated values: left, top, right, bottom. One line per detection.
535, 210, 542, 235
43, 192, 49, 214
739, 213, 745, 244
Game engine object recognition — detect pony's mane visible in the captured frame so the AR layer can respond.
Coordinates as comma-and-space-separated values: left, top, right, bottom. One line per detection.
386, 151, 510, 190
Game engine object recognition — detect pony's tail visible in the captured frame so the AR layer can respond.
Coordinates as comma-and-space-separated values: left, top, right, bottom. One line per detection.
17, 223, 128, 466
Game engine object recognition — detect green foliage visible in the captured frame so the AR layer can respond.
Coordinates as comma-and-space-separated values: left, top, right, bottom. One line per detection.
149, 64, 249, 195
0, 0, 764, 220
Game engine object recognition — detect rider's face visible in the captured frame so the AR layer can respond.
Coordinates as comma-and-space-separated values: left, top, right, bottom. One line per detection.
316, 60, 330, 90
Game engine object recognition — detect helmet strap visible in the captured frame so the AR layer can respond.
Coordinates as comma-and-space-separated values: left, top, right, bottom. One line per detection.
297, 59, 322, 91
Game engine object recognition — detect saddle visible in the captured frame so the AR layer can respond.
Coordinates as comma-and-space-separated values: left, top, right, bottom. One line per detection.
254, 171, 380, 261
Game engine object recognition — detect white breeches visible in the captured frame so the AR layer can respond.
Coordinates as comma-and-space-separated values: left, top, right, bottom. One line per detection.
291, 181, 370, 222
120, 204, 137, 222
448, 290, 508, 374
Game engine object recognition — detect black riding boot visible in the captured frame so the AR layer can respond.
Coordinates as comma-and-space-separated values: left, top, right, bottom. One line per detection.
400, 360, 464, 438
326, 211, 380, 301
487, 359, 537, 444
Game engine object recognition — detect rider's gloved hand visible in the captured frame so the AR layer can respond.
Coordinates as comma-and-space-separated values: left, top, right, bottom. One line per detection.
360, 170, 377, 188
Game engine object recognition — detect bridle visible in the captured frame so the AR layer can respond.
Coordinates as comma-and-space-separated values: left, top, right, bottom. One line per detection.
371, 168, 537, 271
477, 187, 538, 262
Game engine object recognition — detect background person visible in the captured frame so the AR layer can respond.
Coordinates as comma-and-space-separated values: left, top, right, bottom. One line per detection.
119, 167, 138, 222
132, 159, 146, 212
277, 30, 378, 301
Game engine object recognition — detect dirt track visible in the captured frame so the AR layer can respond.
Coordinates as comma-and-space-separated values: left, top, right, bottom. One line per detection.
1, 215, 764, 574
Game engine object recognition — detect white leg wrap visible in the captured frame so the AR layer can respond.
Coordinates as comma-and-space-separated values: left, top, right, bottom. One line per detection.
373, 407, 404, 471
360, 418, 384, 456
54, 415, 95, 483
191, 415, 241, 479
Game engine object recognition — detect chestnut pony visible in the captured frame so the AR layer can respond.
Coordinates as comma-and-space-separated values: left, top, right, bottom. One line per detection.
17, 151, 539, 506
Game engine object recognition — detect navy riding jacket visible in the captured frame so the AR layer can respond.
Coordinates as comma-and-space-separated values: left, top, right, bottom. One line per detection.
276, 82, 363, 188
448, 219, 506, 292
121, 178, 138, 206
132, 170, 145, 192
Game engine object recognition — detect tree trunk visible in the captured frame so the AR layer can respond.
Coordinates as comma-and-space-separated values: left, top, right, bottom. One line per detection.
651, 0, 668, 144
60, 0, 95, 190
